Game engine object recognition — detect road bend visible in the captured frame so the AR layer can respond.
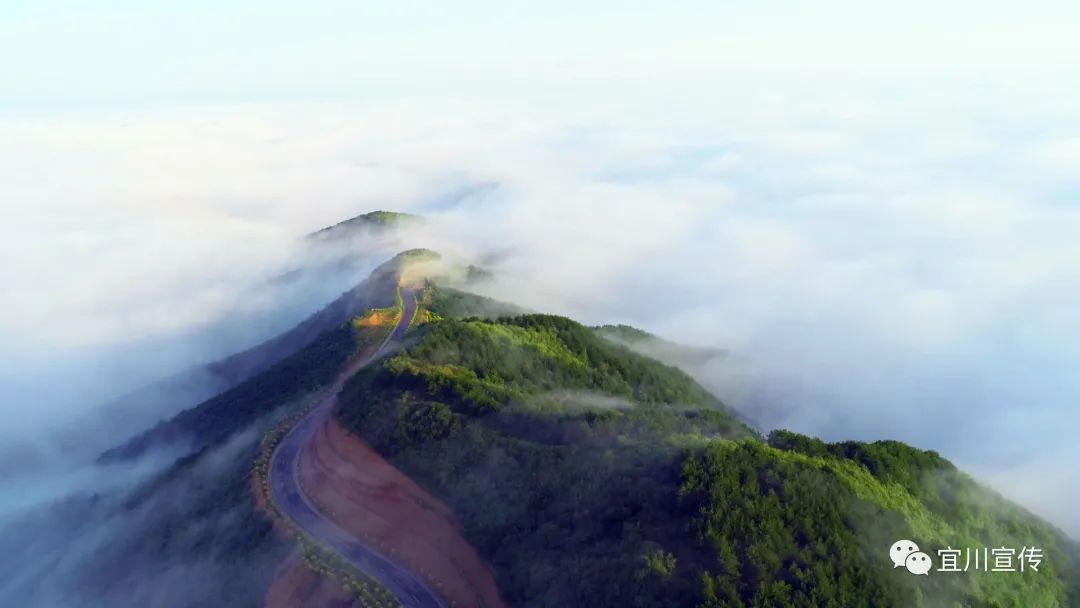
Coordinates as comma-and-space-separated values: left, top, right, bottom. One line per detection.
268, 288, 444, 608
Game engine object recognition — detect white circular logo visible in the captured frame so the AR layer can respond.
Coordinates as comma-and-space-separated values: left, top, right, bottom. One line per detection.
905, 551, 932, 575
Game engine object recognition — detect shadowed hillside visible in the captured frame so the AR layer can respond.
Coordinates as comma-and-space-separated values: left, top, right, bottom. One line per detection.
100, 250, 419, 461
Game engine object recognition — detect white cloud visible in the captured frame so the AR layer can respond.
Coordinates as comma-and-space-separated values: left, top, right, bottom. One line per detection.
2, 82, 1080, 534
1022, 136, 1080, 177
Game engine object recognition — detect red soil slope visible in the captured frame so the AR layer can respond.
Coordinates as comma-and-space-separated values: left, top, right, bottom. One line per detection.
264, 550, 358, 608
297, 413, 505, 608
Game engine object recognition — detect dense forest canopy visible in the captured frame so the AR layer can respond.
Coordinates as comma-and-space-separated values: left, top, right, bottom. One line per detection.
335, 286, 1080, 608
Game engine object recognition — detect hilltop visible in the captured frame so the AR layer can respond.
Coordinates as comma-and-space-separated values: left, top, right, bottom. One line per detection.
306, 210, 420, 243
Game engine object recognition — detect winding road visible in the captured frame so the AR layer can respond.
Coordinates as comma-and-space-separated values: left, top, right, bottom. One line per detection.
268, 288, 445, 608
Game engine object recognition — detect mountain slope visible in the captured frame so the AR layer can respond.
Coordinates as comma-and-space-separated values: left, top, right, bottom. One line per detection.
101, 250, 420, 461
68, 211, 415, 461
333, 286, 1080, 608
17, 275, 421, 608
594, 323, 728, 367
25, 246, 1078, 608
684, 433, 1080, 607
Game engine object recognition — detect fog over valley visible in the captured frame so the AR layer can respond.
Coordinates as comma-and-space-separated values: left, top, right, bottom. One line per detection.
3, 87, 1078, 537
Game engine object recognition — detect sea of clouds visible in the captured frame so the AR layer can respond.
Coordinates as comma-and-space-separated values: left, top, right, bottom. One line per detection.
1, 82, 1078, 535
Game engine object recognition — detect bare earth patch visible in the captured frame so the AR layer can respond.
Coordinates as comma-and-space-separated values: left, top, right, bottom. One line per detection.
264, 550, 357, 608
354, 310, 396, 328
299, 413, 505, 608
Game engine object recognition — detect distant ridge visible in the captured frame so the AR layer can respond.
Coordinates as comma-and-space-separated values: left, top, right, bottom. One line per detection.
593, 323, 727, 366
306, 210, 420, 242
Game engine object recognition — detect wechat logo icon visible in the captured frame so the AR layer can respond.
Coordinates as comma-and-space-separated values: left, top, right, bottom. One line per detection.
890, 539, 932, 575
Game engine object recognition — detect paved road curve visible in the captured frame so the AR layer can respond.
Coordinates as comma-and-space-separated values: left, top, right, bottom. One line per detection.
269, 288, 445, 608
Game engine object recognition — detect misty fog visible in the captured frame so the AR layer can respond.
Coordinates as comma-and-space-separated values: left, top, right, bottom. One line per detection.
0, 421, 288, 608
2, 81, 1078, 555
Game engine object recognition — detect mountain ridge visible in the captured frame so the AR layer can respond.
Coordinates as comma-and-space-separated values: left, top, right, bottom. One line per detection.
34, 219, 1079, 608
328, 284, 1080, 608
100, 250, 420, 461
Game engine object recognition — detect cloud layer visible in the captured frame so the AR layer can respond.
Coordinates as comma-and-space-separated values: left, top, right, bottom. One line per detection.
2, 84, 1079, 533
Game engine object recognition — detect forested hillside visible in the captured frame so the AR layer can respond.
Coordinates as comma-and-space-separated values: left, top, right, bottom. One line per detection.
336, 286, 1080, 608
